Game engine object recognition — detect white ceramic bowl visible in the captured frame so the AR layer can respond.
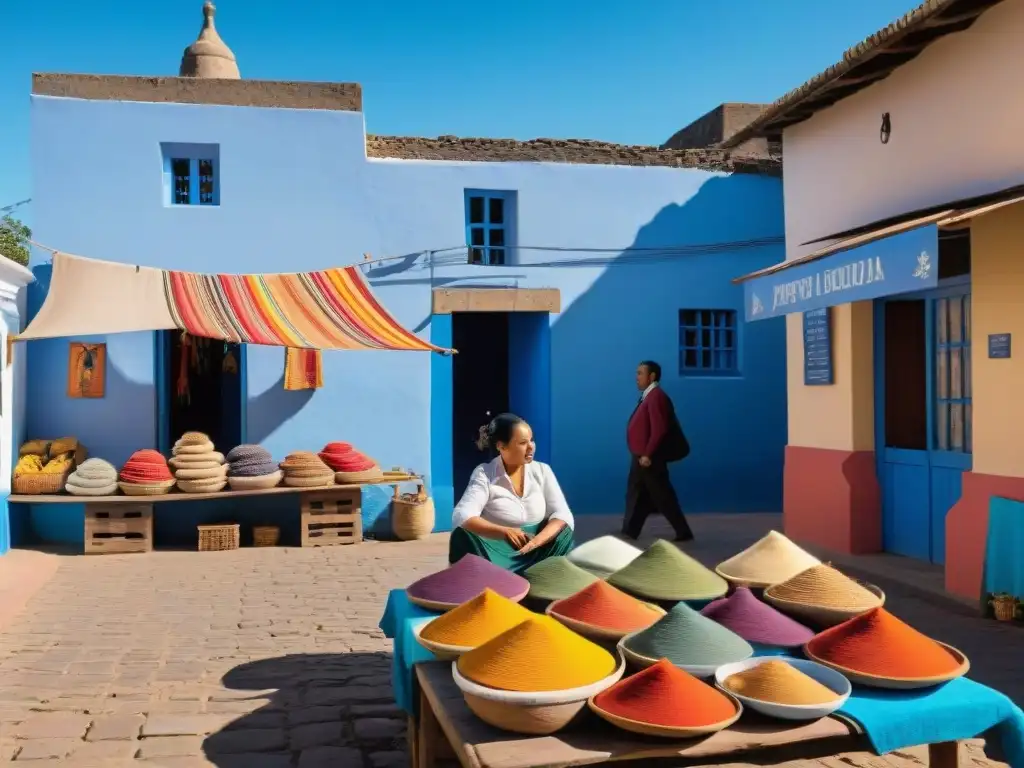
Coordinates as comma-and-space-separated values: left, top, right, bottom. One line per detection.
451, 654, 626, 735
714, 657, 851, 721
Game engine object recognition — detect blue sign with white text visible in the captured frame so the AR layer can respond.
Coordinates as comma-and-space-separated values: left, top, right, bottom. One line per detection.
803, 307, 833, 385
743, 225, 940, 322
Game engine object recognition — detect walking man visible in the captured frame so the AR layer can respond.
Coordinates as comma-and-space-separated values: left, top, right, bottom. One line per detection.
623, 360, 694, 542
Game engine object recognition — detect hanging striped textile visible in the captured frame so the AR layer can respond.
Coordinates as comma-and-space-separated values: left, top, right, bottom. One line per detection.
284, 348, 324, 390
164, 266, 446, 352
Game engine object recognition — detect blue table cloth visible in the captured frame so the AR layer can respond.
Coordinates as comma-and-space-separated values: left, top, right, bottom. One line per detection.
379, 589, 1024, 764
983, 496, 1024, 604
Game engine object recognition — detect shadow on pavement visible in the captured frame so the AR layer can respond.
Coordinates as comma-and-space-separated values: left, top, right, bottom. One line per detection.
202, 652, 409, 767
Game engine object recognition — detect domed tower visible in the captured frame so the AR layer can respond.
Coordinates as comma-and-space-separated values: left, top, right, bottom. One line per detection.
179, 1, 240, 79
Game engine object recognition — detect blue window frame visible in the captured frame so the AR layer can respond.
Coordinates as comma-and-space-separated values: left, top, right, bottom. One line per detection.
465, 190, 514, 265
161, 143, 220, 207
679, 309, 739, 375
933, 293, 972, 453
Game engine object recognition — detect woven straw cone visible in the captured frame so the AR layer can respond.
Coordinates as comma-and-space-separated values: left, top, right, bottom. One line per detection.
177, 478, 228, 494
73, 458, 118, 482
715, 531, 822, 588
177, 431, 212, 446
335, 466, 383, 483
67, 474, 117, 489
284, 474, 334, 488
66, 481, 118, 496
173, 442, 216, 456
280, 451, 330, 471
118, 479, 175, 496
286, 468, 337, 478
175, 465, 229, 481
228, 471, 283, 491
169, 454, 225, 470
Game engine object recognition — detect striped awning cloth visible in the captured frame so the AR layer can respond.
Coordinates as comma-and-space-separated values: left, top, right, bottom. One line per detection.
16, 252, 450, 354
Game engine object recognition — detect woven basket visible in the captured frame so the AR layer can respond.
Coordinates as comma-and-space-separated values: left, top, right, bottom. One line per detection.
253, 525, 280, 547
198, 524, 240, 552
392, 484, 435, 541
991, 595, 1018, 622
13, 469, 72, 495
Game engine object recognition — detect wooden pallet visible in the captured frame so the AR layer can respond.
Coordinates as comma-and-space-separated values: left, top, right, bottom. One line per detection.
84, 503, 154, 555
300, 489, 362, 546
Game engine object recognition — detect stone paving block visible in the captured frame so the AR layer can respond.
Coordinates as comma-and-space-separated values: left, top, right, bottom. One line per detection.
297, 745, 365, 768
67, 738, 140, 762
354, 717, 406, 743
12, 737, 80, 760
86, 713, 145, 741
203, 727, 289, 754
291, 720, 346, 750
135, 736, 205, 759
289, 706, 343, 726
14, 712, 92, 739
142, 714, 232, 737
369, 750, 411, 768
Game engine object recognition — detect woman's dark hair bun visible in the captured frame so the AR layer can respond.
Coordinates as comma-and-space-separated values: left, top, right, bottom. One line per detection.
476, 412, 525, 451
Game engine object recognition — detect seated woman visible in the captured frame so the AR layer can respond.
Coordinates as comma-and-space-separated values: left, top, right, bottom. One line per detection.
449, 413, 575, 573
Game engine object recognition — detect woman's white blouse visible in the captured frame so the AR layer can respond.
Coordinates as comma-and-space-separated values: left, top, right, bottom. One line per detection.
452, 457, 575, 531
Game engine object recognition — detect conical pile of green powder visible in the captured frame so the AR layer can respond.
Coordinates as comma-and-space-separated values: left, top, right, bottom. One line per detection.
608, 540, 728, 601
623, 601, 753, 668
525, 556, 601, 602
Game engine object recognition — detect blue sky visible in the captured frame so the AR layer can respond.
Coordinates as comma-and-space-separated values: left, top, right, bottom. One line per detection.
1, 0, 915, 220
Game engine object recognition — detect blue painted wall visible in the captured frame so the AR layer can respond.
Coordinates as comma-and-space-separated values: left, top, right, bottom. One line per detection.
26, 94, 788, 543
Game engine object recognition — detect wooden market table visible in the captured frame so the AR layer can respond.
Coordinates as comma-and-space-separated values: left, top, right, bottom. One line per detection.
8, 475, 420, 554
412, 662, 963, 768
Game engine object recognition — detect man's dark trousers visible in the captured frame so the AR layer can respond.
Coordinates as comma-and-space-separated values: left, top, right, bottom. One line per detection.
622, 456, 693, 540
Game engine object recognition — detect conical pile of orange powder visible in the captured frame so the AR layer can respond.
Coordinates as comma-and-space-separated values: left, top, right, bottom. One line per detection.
548, 581, 662, 633
592, 659, 737, 728
457, 616, 617, 692
807, 607, 963, 679
723, 660, 839, 705
420, 589, 534, 648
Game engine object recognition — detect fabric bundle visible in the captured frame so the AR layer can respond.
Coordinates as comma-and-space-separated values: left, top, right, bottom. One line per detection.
119, 450, 175, 495
318, 442, 383, 483
279, 451, 334, 488
284, 347, 323, 390
65, 458, 118, 496
225, 444, 282, 491
170, 432, 227, 493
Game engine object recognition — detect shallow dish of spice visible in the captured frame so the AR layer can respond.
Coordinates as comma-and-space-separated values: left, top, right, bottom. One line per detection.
714, 658, 850, 720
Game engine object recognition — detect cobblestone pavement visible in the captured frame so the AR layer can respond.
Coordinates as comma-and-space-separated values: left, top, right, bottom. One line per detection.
0, 514, 1012, 766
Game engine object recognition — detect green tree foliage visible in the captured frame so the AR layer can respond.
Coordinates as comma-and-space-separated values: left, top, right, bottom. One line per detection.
0, 215, 31, 267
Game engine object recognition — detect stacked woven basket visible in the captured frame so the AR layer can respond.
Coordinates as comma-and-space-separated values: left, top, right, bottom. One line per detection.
119, 450, 175, 496
226, 445, 282, 490
170, 432, 227, 493
65, 458, 119, 497
279, 451, 334, 488
319, 442, 383, 483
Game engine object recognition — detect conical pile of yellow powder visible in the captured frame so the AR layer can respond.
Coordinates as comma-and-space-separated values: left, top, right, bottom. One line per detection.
420, 589, 534, 648
723, 660, 840, 706
768, 564, 881, 611
457, 615, 617, 692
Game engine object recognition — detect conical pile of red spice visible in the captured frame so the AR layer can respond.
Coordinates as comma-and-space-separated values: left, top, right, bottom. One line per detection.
548, 581, 662, 634
591, 659, 738, 729
806, 607, 964, 679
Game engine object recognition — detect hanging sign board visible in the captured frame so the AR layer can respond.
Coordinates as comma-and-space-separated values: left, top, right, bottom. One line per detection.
803, 307, 834, 385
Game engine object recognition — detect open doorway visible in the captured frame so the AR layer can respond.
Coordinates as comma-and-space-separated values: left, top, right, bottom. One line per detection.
452, 313, 510, 500
160, 332, 245, 454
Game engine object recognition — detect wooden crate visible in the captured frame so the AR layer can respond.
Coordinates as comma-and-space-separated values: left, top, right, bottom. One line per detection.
300, 489, 362, 546
84, 503, 154, 555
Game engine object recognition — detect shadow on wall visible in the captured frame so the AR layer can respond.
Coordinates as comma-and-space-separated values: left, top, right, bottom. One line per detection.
549, 174, 788, 515
202, 652, 400, 765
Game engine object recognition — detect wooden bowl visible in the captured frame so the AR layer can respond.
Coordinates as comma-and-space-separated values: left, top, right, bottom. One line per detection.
763, 582, 885, 628
588, 689, 743, 738
452, 655, 626, 735
803, 641, 970, 690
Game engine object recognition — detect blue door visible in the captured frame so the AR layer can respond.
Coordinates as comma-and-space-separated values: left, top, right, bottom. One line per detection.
875, 279, 972, 564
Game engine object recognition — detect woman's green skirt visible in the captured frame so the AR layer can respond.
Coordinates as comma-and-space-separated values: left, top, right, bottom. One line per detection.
448, 520, 575, 574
